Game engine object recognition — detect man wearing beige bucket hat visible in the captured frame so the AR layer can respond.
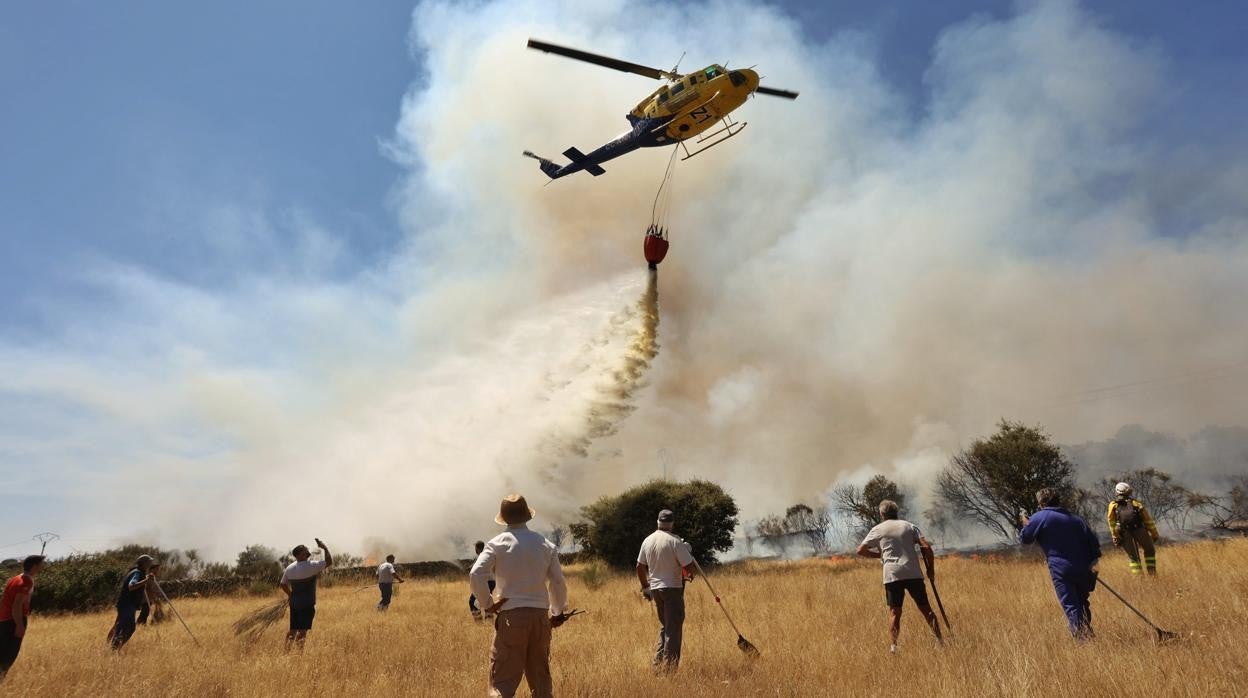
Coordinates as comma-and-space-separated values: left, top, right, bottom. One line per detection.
470, 494, 568, 698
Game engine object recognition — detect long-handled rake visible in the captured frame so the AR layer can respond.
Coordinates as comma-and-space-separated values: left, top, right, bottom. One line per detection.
1096, 576, 1180, 642
690, 559, 759, 658
152, 579, 201, 647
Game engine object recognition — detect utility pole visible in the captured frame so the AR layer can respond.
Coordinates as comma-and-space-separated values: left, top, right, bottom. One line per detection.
657, 449, 671, 480
33, 532, 59, 555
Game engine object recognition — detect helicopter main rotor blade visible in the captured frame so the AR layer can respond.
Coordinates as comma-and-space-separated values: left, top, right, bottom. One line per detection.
756, 85, 799, 100
527, 39, 671, 80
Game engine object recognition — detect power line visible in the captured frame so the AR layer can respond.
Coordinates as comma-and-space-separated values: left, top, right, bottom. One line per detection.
1055, 359, 1248, 401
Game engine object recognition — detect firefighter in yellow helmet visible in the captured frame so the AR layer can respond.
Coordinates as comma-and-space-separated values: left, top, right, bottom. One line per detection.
1107, 482, 1159, 575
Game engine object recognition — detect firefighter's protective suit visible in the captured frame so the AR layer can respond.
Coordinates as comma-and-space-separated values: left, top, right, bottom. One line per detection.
1107, 498, 1158, 575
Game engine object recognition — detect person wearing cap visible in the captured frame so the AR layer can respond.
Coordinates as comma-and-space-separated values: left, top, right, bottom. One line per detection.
468, 540, 497, 621
1019, 488, 1102, 640
0, 555, 45, 680
1107, 482, 1159, 575
856, 500, 942, 654
376, 554, 404, 611
470, 494, 568, 698
279, 538, 333, 651
110, 554, 156, 650
636, 509, 695, 672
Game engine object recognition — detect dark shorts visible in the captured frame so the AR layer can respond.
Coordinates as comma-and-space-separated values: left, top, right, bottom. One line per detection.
884, 578, 929, 608
289, 605, 316, 631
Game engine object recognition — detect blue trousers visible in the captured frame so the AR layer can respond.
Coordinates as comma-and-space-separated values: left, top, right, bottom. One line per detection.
111, 605, 138, 650
1049, 566, 1094, 638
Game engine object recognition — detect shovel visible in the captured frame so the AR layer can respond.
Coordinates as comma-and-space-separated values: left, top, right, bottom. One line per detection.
691, 559, 760, 658
1096, 575, 1181, 642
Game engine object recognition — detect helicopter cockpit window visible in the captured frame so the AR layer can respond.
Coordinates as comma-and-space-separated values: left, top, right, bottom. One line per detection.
658, 90, 669, 103
705, 67, 719, 79
671, 83, 685, 96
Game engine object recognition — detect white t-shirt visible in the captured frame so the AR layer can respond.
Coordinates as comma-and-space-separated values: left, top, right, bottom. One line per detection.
859, 519, 925, 584
377, 562, 396, 583
280, 559, 327, 584
637, 530, 694, 590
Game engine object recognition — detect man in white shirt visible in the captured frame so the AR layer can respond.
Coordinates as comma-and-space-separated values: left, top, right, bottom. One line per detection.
636, 509, 695, 672
376, 554, 404, 611
856, 500, 941, 654
470, 494, 568, 698
279, 537, 332, 652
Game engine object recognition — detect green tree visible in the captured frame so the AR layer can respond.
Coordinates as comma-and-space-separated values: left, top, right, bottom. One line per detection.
573, 479, 738, 568
832, 475, 906, 534
935, 420, 1078, 539
235, 544, 283, 582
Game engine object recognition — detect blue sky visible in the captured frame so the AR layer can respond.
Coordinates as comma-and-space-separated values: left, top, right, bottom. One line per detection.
1, 1, 416, 331
2, 1, 1246, 557
3, 1, 1245, 328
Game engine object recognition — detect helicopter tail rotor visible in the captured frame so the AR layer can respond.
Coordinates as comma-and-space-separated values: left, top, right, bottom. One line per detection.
523, 150, 565, 179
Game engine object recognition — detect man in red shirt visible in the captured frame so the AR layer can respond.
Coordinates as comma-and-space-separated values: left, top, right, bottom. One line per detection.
0, 555, 45, 680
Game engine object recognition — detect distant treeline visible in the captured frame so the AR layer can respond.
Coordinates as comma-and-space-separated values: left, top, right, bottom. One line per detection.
0, 542, 583, 614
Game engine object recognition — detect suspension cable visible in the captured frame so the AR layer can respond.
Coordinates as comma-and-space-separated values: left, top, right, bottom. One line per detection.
650, 145, 680, 227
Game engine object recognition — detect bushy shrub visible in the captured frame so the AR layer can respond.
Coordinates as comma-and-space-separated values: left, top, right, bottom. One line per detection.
573, 479, 738, 569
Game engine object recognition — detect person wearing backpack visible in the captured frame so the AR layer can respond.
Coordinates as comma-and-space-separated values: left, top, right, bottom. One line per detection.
1107, 482, 1159, 575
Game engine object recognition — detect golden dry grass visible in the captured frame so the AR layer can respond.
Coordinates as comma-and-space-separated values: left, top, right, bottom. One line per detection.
5, 539, 1247, 696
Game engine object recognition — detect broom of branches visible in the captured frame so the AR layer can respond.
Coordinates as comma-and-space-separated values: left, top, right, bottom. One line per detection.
232, 598, 288, 643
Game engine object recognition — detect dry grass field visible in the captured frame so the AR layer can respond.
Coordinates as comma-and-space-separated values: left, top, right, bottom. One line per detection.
4, 538, 1247, 697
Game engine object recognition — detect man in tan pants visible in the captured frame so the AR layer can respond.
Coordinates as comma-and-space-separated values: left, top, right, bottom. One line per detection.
471, 494, 568, 698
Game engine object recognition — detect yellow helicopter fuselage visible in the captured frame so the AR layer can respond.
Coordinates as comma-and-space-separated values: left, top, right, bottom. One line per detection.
631, 65, 760, 142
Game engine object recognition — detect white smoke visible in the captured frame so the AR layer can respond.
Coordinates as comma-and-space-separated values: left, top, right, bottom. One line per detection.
3, 0, 1247, 559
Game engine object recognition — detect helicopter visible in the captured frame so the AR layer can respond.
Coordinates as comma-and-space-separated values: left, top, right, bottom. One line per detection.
523, 39, 798, 180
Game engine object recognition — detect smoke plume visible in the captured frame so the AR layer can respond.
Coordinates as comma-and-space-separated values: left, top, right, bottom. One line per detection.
4, 0, 1247, 558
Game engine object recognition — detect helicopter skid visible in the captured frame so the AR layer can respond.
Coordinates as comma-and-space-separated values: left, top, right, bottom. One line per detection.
679, 115, 747, 160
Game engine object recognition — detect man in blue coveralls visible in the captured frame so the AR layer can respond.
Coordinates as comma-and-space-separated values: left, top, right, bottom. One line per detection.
1019, 487, 1102, 640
